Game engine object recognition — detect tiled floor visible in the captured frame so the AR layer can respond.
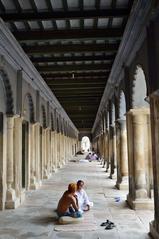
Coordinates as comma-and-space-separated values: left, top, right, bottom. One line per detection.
0, 156, 154, 239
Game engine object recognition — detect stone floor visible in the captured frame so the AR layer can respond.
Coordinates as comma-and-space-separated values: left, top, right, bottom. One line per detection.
0, 156, 154, 239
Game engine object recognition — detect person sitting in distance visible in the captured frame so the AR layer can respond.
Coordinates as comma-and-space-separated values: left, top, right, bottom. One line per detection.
56, 183, 82, 218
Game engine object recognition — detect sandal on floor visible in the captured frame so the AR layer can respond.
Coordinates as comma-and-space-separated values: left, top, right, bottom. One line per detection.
105, 223, 114, 230
100, 220, 109, 226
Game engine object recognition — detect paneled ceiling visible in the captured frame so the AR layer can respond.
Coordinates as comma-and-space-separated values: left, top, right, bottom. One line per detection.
0, 0, 134, 130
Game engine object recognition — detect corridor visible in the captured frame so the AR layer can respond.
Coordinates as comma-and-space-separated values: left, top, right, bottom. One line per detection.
0, 156, 153, 239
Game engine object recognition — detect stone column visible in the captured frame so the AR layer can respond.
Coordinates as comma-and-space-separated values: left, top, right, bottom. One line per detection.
34, 123, 41, 185
57, 133, 61, 168
109, 125, 116, 179
43, 128, 50, 179
105, 128, 110, 172
29, 123, 37, 189
50, 131, 54, 173
127, 108, 153, 209
149, 94, 159, 238
54, 131, 58, 171
42, 128, 46, 179
14, 117, 24, 203
116, 119, 128, 190
5, 117, 19, 209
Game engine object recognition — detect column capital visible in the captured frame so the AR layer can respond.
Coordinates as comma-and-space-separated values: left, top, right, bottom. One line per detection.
126, 108, 150, 115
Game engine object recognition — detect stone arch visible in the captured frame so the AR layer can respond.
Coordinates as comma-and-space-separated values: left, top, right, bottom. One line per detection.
132, 65, 149, 108
41, 105, 46, 128
119, 91, 126, 119
109, 101, 115, 126
23, 93, 35, 123
63, 119, 66, 136
106, 110, 109, 128
61, 118, 64, 134
50, 112, 55, 131
56, 115, 60, 133
0, 69, 14, 115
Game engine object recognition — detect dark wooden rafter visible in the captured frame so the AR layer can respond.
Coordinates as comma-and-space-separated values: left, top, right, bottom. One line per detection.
23, 43, 119, 54
79, 0, 84, 29
28, 0, 44, 30
62, 0, 70, 29
0, 0, 5, 12
30, 54, 115, 63
13, 28, 123, 41
44, 76, 107, 81
52, 86, 104, 91
36, 63, 111, 72
122, 0, 134, 28
108, 0, 117, 28
94, 0, 100, 28
41, 72, 108, 78
13, 0, 31, 30
46, 81, 106, 86
61, 101, 100, 106
45, 0, 58, 30
1, 9, 130, 22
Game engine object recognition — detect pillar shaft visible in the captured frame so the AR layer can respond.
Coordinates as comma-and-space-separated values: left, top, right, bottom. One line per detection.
149, 95, 159, 237
116, 119, 128, 190
5, 117, 19, 209
109, 125, 116, 179
127, 108, 153, 209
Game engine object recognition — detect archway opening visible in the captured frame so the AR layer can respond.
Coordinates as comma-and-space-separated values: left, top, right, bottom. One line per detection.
81, 136, 91, 153
133, 65, 149, 108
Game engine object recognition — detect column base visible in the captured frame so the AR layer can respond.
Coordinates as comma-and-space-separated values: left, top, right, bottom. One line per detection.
20, 189, 26, 204
30, 177, 38, 190
116, 182, 128, 190
57, 163, 62, 168
127, 194, 154, 210
5, 188, 20, 209
52, 167, 58, 173
149, 221, 159, 239
116, 177, 128, 190
43, 169, 49, 179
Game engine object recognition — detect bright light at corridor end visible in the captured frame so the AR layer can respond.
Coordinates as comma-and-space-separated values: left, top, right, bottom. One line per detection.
81, 136, 91, 152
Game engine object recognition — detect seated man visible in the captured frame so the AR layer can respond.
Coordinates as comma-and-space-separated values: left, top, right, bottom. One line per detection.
57, 183, 82, 218
76, 180, 93, 212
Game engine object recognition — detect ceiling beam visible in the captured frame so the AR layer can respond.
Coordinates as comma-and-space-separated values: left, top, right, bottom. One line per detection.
69, 114, 95, 118
30, 54, 115, 63
41, 72, 108, 78
1, 9, 129, 22
37, 63, 111, 72
46, 81, 106, 89
52, 86, 104, 90
13, 29, 123, 41
45, 77, 106, 82
55, 94, 102, 98
23, 43, 118, 54
44, 76, 108, 81
61, 101, 100, 106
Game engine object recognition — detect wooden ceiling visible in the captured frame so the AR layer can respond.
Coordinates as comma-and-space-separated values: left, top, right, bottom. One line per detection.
0, 0, 134, 130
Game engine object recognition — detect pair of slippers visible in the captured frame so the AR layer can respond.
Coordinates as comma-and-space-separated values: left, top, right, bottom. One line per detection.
100, 219, 115, 230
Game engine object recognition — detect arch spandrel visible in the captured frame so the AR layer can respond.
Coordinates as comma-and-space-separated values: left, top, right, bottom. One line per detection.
22, 93, 35, 123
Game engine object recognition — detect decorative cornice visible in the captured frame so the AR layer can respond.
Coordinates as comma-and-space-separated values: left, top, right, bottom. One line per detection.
92, 0, 154, 134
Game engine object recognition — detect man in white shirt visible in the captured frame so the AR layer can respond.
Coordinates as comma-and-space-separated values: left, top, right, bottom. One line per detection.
76, 180, 93, 212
